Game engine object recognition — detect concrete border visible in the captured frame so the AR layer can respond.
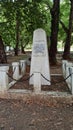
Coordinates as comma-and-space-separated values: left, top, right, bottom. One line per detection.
0, 89, 73, 107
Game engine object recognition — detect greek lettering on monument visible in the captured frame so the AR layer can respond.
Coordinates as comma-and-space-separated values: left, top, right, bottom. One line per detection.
33, 41, 45, 56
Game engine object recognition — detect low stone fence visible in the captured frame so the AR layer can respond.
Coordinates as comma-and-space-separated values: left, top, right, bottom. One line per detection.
6, 50, 15, 56
62, 60, 73, 94
1, 59, 73, 94
0, 60, 26, 92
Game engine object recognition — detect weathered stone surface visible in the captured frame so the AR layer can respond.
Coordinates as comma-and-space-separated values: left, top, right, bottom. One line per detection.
29, 28, 51, 92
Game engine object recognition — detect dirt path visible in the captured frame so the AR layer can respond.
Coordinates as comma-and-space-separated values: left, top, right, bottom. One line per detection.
0, 99, 73, 130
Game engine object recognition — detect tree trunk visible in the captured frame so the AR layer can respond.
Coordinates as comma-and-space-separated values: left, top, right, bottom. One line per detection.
0, 36, 7, 63
49, 0, 60, 65
21, 43, 25, 54
15, 11, 20, 56
63, 0, 73, 60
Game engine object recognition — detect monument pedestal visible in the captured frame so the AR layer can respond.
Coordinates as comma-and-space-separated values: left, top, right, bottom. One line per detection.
34, 72, 41, 93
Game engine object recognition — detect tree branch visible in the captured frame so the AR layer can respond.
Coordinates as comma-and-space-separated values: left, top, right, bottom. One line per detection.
60, 20, 68, 33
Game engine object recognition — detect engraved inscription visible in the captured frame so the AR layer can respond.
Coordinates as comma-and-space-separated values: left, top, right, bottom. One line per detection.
33, 43, 45, 56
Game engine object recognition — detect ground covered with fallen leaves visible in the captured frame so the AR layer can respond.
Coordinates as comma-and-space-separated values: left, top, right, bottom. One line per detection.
0, 99, 73, 130
0, 53, 73, 130
10, 72, 69, 93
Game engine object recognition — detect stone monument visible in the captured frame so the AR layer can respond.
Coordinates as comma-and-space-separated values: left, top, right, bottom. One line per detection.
29, 28, 51, 93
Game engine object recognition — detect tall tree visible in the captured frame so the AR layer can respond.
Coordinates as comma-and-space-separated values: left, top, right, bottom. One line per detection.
49, 0, 60, 65
62, 0, 73, 59
0, 36, 7, 63
0, 0, 47, 55
15, 9, 20, 55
